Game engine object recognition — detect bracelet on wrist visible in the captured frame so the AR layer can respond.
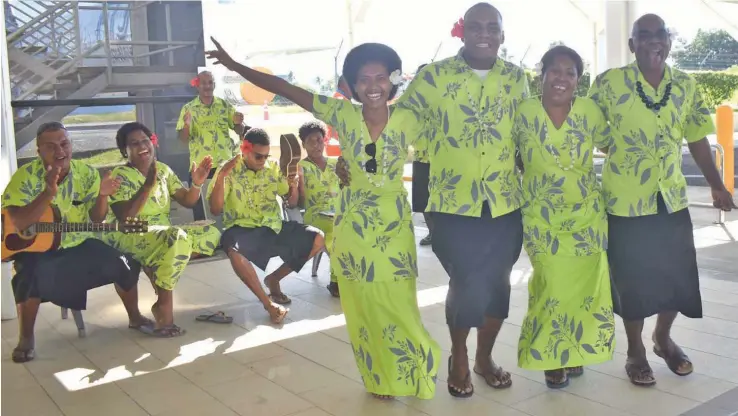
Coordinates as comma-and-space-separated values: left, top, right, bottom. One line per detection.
192, 182, 203, 189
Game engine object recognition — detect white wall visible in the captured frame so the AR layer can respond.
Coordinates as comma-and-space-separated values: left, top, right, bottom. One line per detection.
1, 3, 19, 320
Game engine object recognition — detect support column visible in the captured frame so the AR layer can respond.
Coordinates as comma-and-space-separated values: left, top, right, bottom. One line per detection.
1, 4, 19, 321
603, 0, 640, 71
130, 4, 155, 128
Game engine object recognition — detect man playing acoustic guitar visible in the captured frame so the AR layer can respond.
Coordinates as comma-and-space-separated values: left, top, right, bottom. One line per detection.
2, 122, 154, 363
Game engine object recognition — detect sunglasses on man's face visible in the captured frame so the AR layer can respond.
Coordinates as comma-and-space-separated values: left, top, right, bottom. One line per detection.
252, 151, 269, 161
364, 143, 377, 173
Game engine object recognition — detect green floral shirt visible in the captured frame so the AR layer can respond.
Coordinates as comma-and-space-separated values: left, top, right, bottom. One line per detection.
299, 158, 340, 221
588, 62, 715, 217
176, 97, 238, 166
2, 159, 101, 249
207, 159, 289, 233
513, 98, 611, 259
109, 161, 183, 226
398, 53, 529, 217
413, 138, 430, 163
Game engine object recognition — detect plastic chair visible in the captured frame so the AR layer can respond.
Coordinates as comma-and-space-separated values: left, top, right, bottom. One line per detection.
60, 307, 86, 338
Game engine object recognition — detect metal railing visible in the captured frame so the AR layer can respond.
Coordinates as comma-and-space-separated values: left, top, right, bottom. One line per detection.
7, 1, 197, 104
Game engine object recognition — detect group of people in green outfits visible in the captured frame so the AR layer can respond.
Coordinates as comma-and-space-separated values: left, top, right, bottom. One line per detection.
201, 1, 735, 400
5, 0, 736, 406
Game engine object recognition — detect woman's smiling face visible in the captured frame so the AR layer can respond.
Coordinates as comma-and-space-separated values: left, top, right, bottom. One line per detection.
354, 62, 392, 109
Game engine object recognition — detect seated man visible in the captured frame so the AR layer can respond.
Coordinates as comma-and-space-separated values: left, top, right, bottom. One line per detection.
296, 120, 341, 297
2, 122, 152, 363
208, 128, 325, 324
105, 122, 221, 337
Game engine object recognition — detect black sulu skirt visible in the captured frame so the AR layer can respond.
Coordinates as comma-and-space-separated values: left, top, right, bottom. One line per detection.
607, 194, 702, 321
411, 161, 430, 213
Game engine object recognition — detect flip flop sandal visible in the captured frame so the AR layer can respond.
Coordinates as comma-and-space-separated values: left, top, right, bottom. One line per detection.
128, 318, 156, 334
653, 343, 693, 376
447, 356, 474, 398
473, 363, 513, 389
139, 325, 187, 338
268, 293, 292, 305
195, 311, 233, 324
545, 370, 570, 389
11, 347, 35, 363
625, 358, 656, 387
566, 366, 584, 377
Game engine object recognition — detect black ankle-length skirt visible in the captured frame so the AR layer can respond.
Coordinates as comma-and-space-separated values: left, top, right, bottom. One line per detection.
607, 194, 702, 321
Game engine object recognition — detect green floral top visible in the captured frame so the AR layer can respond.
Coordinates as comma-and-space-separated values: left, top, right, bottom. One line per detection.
207, 159, 289, 233
176, 97, 238, 166
398, 52, 529, 217
299, 158, 340, 222
588, 62, 715, 217
513, 98, 611, 259
2, 159, 101, 249
413, 138, 430, 164
109, 161, 183, 226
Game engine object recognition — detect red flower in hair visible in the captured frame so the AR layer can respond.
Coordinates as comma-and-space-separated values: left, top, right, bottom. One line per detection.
190, 77, 200, 88
150, 133, 159, 147
451, 18, 464, 39
240, 140, 253, 154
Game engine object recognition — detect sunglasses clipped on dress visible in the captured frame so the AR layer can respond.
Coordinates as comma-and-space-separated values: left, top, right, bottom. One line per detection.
365, 143, 377, 173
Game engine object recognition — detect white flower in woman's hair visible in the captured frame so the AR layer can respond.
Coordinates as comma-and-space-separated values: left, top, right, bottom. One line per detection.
533, 62, 543, 76
668, 27, 679, 41
389, 69, 403, 85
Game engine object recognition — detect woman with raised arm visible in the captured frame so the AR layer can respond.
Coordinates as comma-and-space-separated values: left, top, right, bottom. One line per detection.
207, 38, 440, 400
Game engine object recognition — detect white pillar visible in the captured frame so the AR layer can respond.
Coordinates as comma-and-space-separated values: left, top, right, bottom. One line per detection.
1, 3, 19, 320
603, 0, 640, 71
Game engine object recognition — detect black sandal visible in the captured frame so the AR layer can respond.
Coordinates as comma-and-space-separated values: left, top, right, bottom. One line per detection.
544, 369, 569, 389
625, 357, 656, 387
447, 356, 474, 398
11, 347, 35, 363
566, 366, 584, 377
653, 342, 693, 376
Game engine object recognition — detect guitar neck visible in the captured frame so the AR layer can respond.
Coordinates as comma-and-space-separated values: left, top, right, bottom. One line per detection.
34, 222, 118, 233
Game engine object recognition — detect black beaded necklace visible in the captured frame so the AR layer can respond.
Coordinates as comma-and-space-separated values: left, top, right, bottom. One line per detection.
635, 80, 672, 111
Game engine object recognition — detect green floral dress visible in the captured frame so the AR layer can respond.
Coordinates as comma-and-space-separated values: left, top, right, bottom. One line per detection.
299, 158, 340, 282
513, 98, 616, 371
312, 94, 440, 399
104, 161, 221, 291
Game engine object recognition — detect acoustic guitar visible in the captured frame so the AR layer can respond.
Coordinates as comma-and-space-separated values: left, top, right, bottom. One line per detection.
279, 133, 302, 178
1, 205, 148, 261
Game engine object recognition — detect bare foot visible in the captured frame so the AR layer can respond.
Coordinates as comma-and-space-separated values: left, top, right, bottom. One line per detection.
12, 337, 35, 363
264, 303, 288, 324
448, 355, 474, 397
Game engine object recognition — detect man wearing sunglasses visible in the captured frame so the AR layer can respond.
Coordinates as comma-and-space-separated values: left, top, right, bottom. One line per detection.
208, 128, 326, 324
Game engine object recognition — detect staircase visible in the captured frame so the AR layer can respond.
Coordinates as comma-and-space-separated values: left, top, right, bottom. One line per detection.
6, 1, 197, 150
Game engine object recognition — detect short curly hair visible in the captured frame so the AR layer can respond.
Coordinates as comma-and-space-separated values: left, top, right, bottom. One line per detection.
116, 122, 154, 158
298, 120, 327, 143
243, 127, 270, 146
342, 42, 402, 101
540, 45, 584, 78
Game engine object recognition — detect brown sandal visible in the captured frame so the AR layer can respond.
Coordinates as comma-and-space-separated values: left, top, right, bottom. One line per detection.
625, 357, 656, 387
653, 342, 693, 376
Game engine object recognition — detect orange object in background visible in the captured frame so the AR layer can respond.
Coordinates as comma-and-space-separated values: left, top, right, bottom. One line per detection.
240, 67, 276, 104
715, 105, 735, 194
325, 91, 347, 157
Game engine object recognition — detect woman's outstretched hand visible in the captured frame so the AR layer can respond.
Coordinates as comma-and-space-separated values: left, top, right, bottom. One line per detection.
205, 37, 236, 69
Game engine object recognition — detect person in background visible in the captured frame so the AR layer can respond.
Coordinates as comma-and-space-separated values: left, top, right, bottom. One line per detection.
513, 46, 615, 388
3, 122, 153, 362
177, 70, 247, 221
208, 128, 325, 324
588, 14, 736, 387
107, 122, 219, 337
411, 63, 434, 246
296, 120, 341, 296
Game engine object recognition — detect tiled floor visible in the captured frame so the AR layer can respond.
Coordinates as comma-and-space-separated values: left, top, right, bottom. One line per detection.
2, 187, 737, 416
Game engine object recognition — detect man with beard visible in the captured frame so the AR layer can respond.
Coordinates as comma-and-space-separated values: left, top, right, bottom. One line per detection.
177, 70, 246, 220
588, 13, 736, 387
398, 2, 528, 397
